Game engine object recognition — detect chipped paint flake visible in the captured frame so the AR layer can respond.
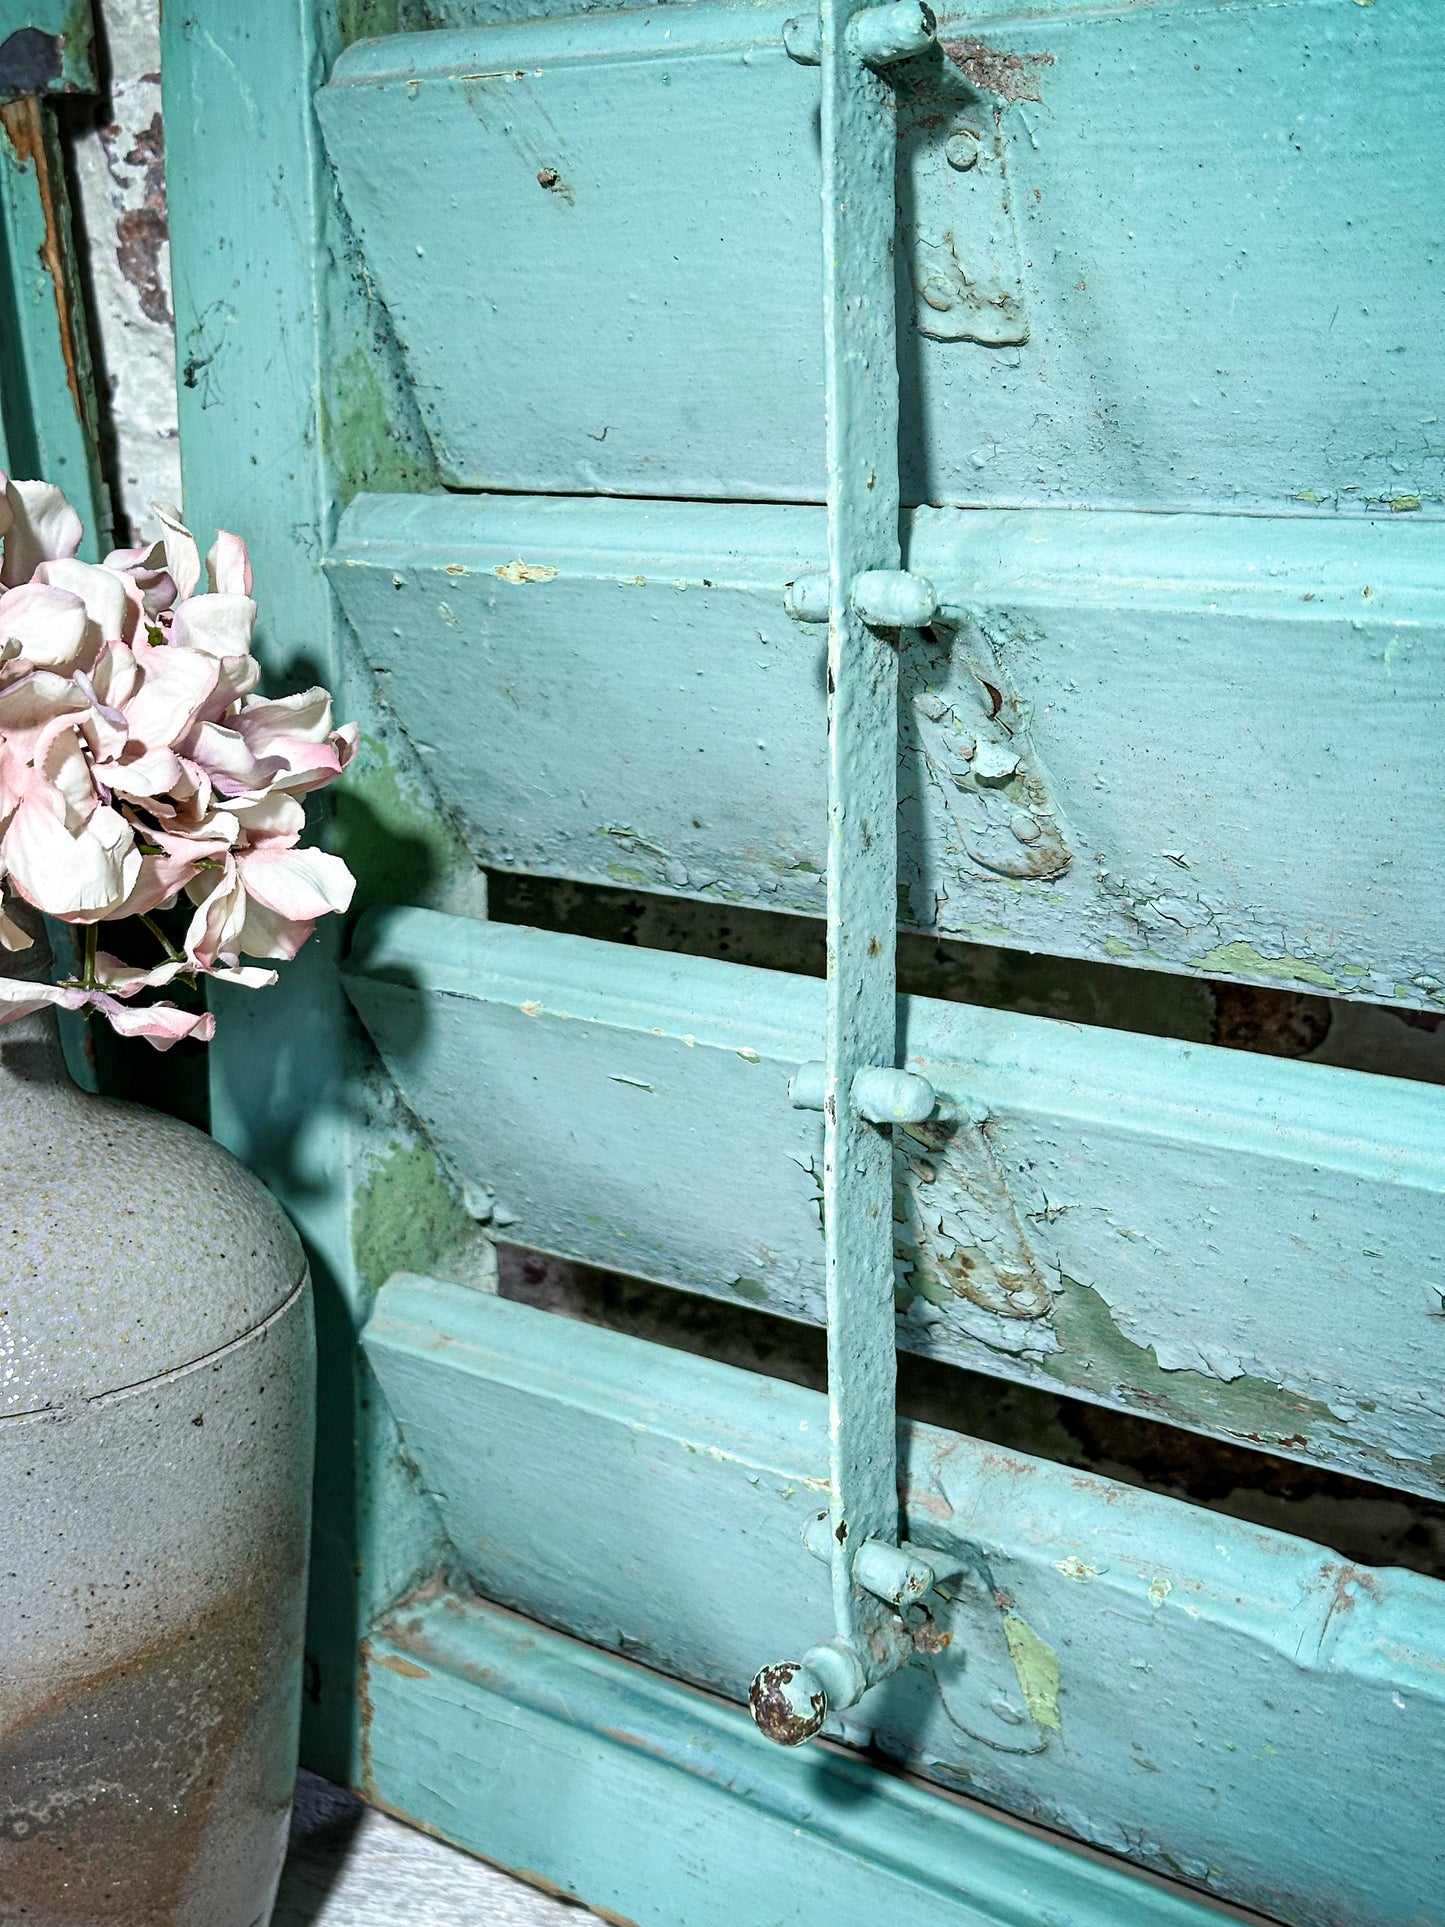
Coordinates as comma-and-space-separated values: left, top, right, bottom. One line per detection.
1053, 1555, 1100, 1582
494, 558, 558, 585
519, 1000, 542, 1017
1002, 1613, 1061, 1734
1148, 1575, 1173, 1608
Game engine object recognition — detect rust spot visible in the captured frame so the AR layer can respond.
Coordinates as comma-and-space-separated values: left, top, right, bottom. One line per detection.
0, 1573, 291, 1918
939, 36, 1055, 104
358, 1640, 377, 1800
0, 96, 85, 421
110, 112, 171, 327
535, 165, 574, 203
747, 1662, 826, 1747
370, 1651, 431, 1680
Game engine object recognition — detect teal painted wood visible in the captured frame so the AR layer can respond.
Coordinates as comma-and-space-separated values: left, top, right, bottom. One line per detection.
328, 491, 1445, 1009
0, 70, 110, 550
162, 0, 457, 1787
344, 908, 1445, 1496
363, 1279, 1445, 1927
363, 1589, 1256, 1927
316, 0, 1442, 514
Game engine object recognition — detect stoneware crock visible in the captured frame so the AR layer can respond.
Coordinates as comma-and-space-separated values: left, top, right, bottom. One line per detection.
0, 911, 314, 1925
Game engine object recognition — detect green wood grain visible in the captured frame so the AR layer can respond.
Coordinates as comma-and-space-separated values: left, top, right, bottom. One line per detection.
364, 1280, 1445, 1927
345, 908, 1445, 1496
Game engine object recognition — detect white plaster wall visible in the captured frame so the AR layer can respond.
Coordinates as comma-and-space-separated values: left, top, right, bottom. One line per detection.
68, 0, 180, 538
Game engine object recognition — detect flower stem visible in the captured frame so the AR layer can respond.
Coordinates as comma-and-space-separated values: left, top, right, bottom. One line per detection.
141, 913, 184, 964
83, 923, 97, 990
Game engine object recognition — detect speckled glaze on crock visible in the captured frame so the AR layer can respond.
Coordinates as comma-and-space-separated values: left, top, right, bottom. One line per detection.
0, 915, 315, 1926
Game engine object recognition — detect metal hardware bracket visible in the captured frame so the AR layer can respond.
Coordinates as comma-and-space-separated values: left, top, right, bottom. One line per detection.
750, 0, 943, 1748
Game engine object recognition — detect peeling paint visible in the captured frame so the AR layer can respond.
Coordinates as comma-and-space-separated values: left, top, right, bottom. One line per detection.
321, 343, 433, 501
1044, 1275, 1341, 1459
494, 558, 559, 584
351, 1141, 485, 1299
1002, 1612, 1061, 1734
939, 37, 1055, 105
1193, 941, 1342, 994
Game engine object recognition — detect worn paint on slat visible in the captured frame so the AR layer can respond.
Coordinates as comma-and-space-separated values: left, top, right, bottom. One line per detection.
364, 1279, 1445, 1927
364, 1590, 1259, 1927
344, 909, 1445, 1497
329, 492, 1445, 1009
317, 0, 1444, 513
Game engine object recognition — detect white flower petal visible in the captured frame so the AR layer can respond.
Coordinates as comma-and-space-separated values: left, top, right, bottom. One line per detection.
34, 558, 132, 644
0, 583, 89, 667
152, 503, 202, 604
1, 480, 83, 586
170, 593, 257, 659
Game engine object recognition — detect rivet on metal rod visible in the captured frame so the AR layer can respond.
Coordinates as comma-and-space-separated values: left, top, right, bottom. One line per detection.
782, 13, 822, 63
852, 1065, 936, 1124
851, 569, 937, 631
784, 571, 831, 622
789, 1060, 827, 1111
847, 0, 936, 69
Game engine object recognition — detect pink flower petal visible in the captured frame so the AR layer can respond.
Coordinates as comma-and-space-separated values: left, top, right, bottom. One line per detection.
205, 961, 277, 989
230, 791, 305, 846
0, 904, 34, 951
235, 844, 355, 922
103, 537, 177, 617
236, 687, 337, 752
3, 796, 139, 918
93, 744, 185, 801
91, 952, 190, 992
236, 897, 315, 961
100, 996, 216, 1050
206, 530, 253, 597
180, 719, 285, 796
182, 864, 247, 969
0, 976, 68, 1023
170, 593, 257, 659
124, 640, 220, 750
108, 849, 203, 919
0, 669, 89, 738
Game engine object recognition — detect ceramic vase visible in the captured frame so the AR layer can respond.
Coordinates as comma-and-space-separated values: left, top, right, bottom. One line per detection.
0, 912, 314, 1925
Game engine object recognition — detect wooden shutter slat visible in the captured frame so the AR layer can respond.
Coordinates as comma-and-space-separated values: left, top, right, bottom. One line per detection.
344, 908, 1445, 1497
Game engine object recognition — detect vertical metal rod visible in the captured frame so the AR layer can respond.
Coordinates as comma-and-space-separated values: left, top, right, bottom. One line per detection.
818, 0, 909, 1674
749, 0, 939, 1748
